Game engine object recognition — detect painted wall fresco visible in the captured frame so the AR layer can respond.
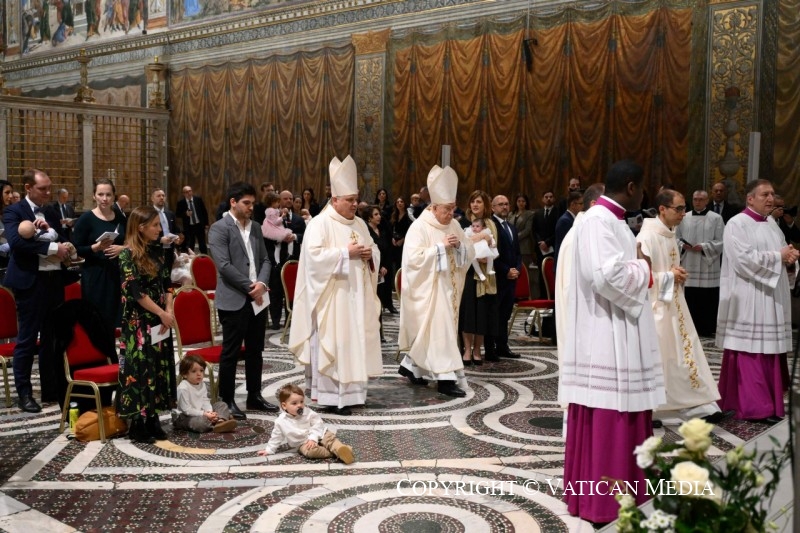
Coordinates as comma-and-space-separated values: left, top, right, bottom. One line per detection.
2, 0, 324, 58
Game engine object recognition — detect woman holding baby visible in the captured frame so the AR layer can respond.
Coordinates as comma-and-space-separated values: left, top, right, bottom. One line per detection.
71, 178, 127, 333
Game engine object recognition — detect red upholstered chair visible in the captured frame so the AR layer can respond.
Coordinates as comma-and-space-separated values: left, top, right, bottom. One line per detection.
0, 287, 18, 408
64, 281, 82, 301
280, 260, 299, 344
507, 258, 556, 342
190, 254, 217, 296
173, 285, 231, 402
58, 323, 120, 442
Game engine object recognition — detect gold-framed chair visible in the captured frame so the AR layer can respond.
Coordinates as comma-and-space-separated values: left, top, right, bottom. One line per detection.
508, 257, 555, 342
280, 260, 299, 344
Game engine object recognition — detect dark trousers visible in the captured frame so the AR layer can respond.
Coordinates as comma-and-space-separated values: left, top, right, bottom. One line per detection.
268, 264, 285, 328
217, 302, 267, 401
684, 286, 719, 338
183, 224, 207, 254
485, 279, 516, 354
12, 270, 64, 399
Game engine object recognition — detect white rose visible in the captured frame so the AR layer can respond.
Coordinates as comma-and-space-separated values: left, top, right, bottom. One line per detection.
670, 461, 721, 502
616, 493, 635, 510
633, 436, 662, 468
678, 418, 714, 452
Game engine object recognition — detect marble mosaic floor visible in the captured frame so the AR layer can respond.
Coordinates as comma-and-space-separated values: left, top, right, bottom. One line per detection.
0, 309, 788, 532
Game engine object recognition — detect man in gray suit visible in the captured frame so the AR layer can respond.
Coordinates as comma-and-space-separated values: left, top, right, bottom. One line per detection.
208, 182, 278, 419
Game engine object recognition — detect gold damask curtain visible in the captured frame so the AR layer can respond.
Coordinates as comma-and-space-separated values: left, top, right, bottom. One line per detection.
387, 2, 692, 203
169, 45, 354, 208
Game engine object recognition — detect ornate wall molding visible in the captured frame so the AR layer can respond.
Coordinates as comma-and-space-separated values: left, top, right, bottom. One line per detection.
352, 29, 392, 55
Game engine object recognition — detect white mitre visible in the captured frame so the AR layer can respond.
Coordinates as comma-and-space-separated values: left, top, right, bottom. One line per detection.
427, 165, 458, 204
329, 155, 358, 197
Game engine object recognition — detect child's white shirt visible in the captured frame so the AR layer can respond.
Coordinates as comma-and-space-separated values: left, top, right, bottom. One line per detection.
265, 408, 327, 454
176, 380, 213, 417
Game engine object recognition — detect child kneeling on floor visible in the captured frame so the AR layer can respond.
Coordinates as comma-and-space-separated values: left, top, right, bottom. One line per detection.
173, 355, 237, 433
258, 384, 354, 464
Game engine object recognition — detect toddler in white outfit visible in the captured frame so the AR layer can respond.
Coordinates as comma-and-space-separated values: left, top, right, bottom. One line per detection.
464, 218, 498, 281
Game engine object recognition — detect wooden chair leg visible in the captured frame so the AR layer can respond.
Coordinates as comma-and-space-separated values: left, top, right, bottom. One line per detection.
91, 384, 106, 443
281, 310, 293, 344
59, 382, 75, 434
2, 362, 11, 408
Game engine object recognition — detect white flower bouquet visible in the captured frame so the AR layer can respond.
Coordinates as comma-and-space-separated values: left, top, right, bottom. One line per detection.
616, 418, 788, 532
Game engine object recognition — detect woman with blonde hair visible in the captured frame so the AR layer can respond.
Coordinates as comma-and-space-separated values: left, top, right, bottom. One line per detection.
117, 206, 176, 444
458, 190, 498, 365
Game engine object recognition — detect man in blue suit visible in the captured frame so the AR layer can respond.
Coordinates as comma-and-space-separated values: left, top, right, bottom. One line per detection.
485, 195, 523, 360
2, 169, 71, 413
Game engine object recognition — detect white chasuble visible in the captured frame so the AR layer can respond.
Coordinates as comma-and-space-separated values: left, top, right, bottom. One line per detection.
675, 211, 724, 288
398, 209, 473, 376
636, 218, 720, 412
559, 203, 665, 412
716, 212, 793, 354
288, 207, 383, 406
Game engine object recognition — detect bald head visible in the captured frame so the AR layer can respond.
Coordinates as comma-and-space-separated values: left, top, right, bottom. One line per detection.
280, 190, 293, 209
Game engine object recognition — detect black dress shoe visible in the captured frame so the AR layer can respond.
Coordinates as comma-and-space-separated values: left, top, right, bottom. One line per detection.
268, 323, 281, 330
146, 415, 168, 440
324, 406, 352, 416
129, 418, 156, 444
398, 365, 428, 386
461, 358, 473, 367
485, 354, 499, 362
226, 401, 247, 420
472, 358, 483, 366
246, 395, 279, 412
437, 381, 467, 398
18, 396, 42, 413
498, 349, 521, 359
387, 307, 399, 314
652, 420, 663, 429
761, 416, 784, 425
702, 410, 736, 424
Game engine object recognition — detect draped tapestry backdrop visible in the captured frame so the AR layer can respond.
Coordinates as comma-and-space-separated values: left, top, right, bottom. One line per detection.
168, 45, 354, 209
386, 1, 692, 205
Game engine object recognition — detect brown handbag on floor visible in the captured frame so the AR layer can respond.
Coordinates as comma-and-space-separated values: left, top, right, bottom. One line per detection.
75, 406, 128, 442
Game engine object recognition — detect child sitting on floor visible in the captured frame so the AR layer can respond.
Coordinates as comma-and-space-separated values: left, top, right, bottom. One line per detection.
17, 219, 82, 267
173, 355, 237, 433
257, 384, 354, 464
464, 218, 498, 281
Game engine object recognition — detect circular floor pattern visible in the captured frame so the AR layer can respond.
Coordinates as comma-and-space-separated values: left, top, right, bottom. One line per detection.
498, 410, 565, 438
377, 513, 465, 533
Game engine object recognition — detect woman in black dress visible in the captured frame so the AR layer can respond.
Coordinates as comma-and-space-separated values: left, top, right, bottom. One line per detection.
302, 188, 321, 217
71, 178, 127, 330
458, 190, 498, 366
362, 205, 397, 314
389, 196, 412, 275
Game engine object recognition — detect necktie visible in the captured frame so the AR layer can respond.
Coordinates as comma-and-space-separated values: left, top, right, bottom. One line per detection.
61, 204, 66, 219
544, 208, 550, 218
33, 206, 41, 215
714, 203, 721, 214
502, 220, 512, 239
189, 198, 198, 224
159, 209, 170, 236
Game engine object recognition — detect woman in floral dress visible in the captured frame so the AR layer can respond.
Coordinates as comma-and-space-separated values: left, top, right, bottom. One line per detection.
117, 206, 175, 444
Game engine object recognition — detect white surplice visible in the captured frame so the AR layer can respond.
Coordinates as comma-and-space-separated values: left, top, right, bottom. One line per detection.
559, 202, 665, 412
288, 207, 383, 408
716, 211, 794, 354
636, 217, 720, 415
555, 211, 583, 364
398, 209, 473, 386
675, 211, 724, 288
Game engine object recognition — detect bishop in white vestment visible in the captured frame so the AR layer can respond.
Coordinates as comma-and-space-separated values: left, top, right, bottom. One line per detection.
636, 191, 722, 421
716, 179, 798, 423
288, 156, 383, 415
559, 161, 665, 523
675, 190, 724, 337
398, 166, 474, 397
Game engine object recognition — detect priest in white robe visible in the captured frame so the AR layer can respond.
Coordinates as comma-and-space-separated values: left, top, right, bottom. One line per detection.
398, 165, 474, 398
559, 160, 665, 524
716, 179, 798, 424
636, 190, 725, 422
675, 190, 724, 337
288, 155, 383, 416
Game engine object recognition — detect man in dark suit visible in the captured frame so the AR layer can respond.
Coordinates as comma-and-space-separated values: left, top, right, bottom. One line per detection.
554, 191, 584, 263
208, 181, 277, 419
2, 169, 71, 413
710, 181, 741, 224
175, 185, 209, 254
533, 191, 558, 296
485, 195, 523, 360
152, 188, 183, 271
112, 194, 129, 224
52, 188, 76, 241
265, 190, 305, 330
